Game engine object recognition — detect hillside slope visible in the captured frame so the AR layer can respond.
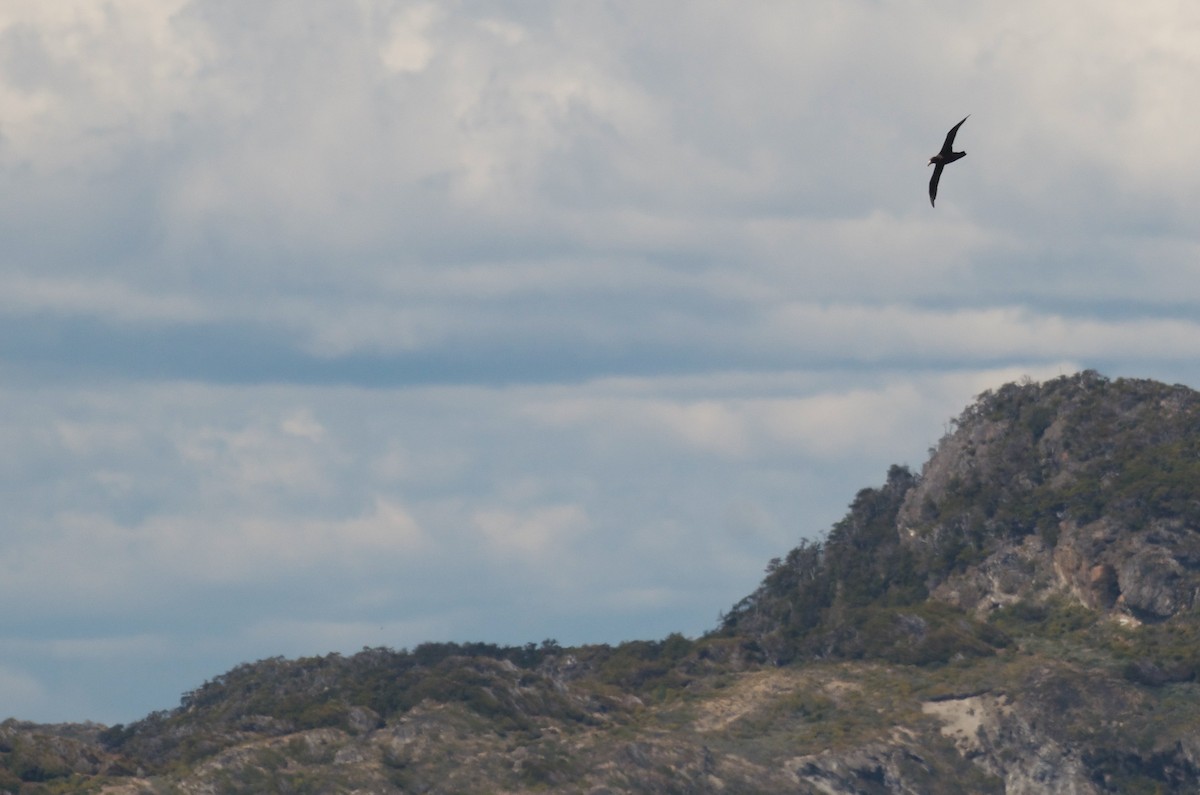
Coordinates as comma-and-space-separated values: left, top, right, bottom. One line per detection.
6, 371, 1200, 794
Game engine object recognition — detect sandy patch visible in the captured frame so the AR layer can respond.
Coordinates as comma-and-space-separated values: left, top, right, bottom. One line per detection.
921, 694, 1011, 753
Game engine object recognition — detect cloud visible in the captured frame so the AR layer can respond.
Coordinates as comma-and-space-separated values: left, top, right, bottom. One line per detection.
473, 503, 591, 560
522, 364, 1079, 463
2, 0, 1200, 726
1, 497, 427, 606
378, 3, 439, 74
767, 304, 1200, 363
0, 0, 1195, 379
0, 0, 201, 170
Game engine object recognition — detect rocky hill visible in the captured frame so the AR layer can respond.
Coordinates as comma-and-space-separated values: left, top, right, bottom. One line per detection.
6, 371, 1200, 794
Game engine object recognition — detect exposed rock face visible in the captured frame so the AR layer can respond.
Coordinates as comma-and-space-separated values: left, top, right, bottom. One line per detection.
930, 515, 1200, 622
898, 373, 1200, 624
929, 534, 1054, 614
789, 742, 947, 795
922, 693, 1099, 795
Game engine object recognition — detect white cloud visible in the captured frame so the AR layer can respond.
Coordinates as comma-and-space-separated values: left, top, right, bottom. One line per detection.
527, 396, 750, 457
149, 498, 427, 581
279, 408, 325, 441
522, 364, 1078, 463
174, 412, 339, 496
0, 0, 203, 170
0, 0, 1196, 352
378, 3, 439, 74
766, 304, 1200, 362
0, 497, 426, 610
473, 504, 590, 560
3, 0, 1200, 726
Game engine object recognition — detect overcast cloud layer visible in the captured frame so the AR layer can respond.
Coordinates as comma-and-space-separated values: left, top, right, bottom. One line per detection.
3, 1, 1200, 723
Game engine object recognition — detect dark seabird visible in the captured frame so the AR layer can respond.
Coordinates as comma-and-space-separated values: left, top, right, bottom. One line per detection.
928, 115, 969, 207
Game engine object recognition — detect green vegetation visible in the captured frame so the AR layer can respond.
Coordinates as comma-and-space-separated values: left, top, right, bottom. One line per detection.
100, 639, 589, 767
941, 372, 1200, 533
582, 633, 696, 692
718, 464, 1007, 666
0, 720, 137, 794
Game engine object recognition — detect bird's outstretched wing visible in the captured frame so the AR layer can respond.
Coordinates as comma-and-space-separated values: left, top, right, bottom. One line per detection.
940, 115, 970, 156
929, 163, 945, 206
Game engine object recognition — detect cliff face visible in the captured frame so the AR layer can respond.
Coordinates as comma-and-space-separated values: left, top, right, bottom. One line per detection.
7, 372, 1200, 794
898, 372, 1200, 623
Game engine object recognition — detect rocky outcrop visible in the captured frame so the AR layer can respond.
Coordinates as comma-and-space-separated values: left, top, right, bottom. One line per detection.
928, 514, 1200, 623
788, 739, 1001, 795
922, 692, 1098, 795
899, 373, 1200, 624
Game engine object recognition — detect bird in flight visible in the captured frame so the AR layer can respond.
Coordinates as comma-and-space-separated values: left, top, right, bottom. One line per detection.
928, 115, 969, 207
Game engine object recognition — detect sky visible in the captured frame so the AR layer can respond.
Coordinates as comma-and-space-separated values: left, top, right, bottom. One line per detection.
3, 0, 1200, 725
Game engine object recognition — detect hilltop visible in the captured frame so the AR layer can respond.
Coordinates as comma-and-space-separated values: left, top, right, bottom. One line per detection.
721, 370, 1200, 664
5, 371, 1200, 793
